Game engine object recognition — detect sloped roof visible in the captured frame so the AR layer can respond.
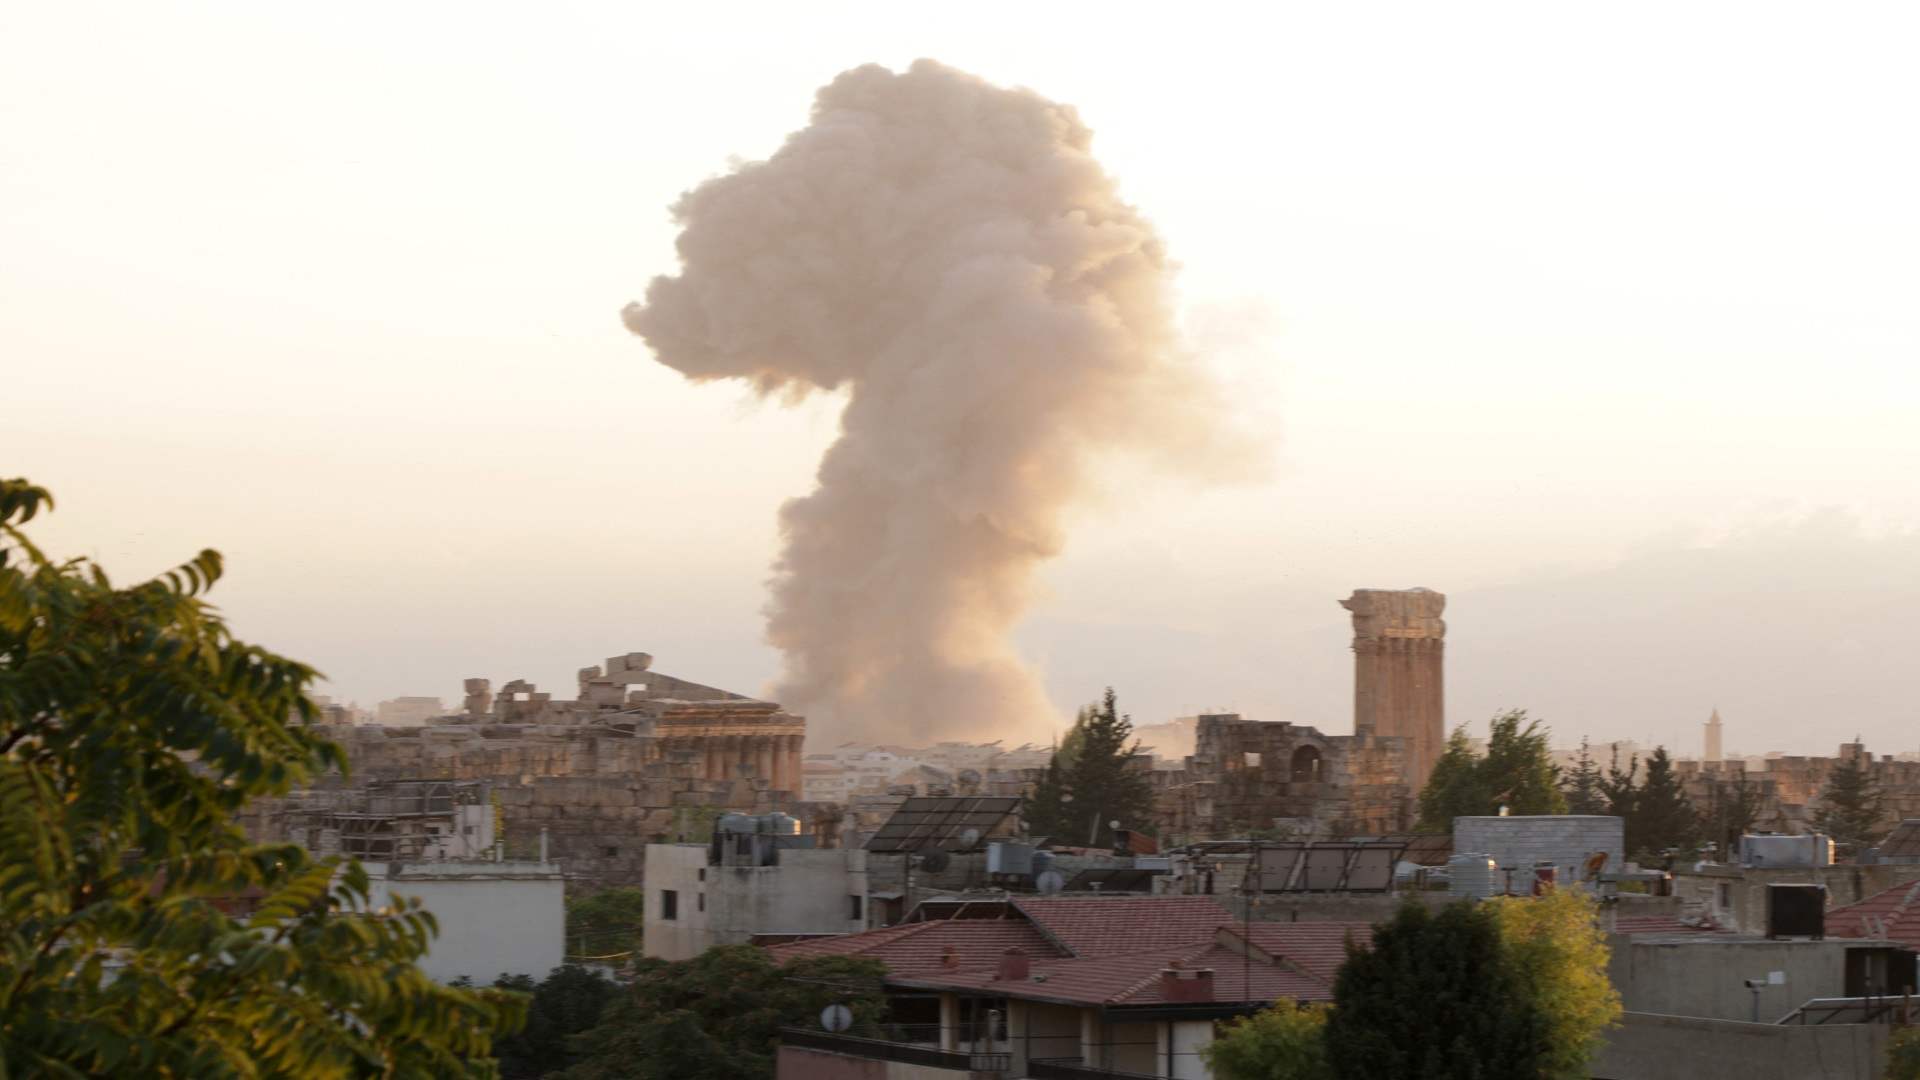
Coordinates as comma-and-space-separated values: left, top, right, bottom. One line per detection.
1010, 896, 1234, 957
1875, 821, 1920, 860
890, 920, 1371, 1007
764, 918, 1063, 974
1230, 921, 1373, 983
1826, 880, 1920, 947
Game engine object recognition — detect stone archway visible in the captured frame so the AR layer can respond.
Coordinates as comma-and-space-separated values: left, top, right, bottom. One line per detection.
1290, 744, 1324, 783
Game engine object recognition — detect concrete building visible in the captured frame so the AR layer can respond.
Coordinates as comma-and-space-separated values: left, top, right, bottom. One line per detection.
364, 857, 565, 983
1453, 815, 1625, 891
644, 829, 869, 961
769, 897, 1362, 1080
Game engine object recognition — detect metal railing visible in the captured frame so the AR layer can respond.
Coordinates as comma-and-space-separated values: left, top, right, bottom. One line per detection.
779, 1027, 1011, 1073
1029, 1057, 1165, 1079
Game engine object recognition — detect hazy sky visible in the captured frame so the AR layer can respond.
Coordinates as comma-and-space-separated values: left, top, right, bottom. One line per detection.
6, 4, 1918, 756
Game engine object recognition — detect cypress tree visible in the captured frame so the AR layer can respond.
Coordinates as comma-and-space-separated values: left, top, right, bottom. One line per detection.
1814, 752, 1887, 858
1562, 738, 1607, 815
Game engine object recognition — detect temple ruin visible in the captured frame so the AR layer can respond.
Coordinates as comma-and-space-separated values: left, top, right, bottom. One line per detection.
244, 651, 806, 892
1152, 588, 1448, 840
1344, 587, 1446, 793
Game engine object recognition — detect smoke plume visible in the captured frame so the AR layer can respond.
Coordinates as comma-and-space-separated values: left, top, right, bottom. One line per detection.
624, 60, 1250, 742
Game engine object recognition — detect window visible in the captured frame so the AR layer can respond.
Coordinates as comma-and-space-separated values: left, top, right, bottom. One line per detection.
697, 893, 706, 912
602, 845, 619, 858
1718, 883, 1732, 909
849, 894, 864, 921
661, 889, 678, 920
697, 868, 706, 882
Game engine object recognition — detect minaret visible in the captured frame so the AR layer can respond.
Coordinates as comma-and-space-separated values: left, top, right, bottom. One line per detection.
1704, 708, 1723, 764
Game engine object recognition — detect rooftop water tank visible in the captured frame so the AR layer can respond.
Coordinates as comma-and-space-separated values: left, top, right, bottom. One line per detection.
1447, 853, 1499, 901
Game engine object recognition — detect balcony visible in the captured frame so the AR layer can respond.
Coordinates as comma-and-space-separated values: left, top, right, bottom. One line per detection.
779, 1026, 1011, 1074
1027, 1059, 1163, 1079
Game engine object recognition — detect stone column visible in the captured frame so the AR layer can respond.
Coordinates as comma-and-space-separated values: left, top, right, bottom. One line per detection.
784, 735, 805, 794
1341, 588, 1446, 794
939, 993, 960, 1051
756, 737, 777, 785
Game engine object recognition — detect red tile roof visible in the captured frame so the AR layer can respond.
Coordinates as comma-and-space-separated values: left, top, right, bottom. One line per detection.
764, 918, 1064, 974
891, 938, 1335, 1007
1827, 880, 1920, 947
1011, 896, 1233, 957
877, 917, 1369, 1009
1230, 921, 1373, 983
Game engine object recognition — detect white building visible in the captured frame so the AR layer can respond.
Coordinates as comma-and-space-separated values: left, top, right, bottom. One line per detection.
644, 828, 868, 961
365, 857, 565, 983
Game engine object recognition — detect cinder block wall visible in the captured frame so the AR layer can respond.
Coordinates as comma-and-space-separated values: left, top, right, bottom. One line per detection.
1454, 815, 1626, 887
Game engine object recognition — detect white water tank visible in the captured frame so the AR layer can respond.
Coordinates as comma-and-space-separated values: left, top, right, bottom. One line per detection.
1447, 853, 1499, 900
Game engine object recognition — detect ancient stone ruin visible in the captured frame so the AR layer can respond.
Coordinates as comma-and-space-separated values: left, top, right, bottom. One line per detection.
243, 651, 805, 892
1153, 588, 1447, 840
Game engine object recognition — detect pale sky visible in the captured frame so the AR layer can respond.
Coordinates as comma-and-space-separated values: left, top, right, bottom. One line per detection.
6, 3, 1919, 756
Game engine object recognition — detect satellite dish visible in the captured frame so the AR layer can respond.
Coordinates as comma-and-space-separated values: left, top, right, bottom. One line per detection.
958, 828, 982, 850
820, 1004, 853, 1033
1036, 870, 1066, 895
919, 849, 951, 873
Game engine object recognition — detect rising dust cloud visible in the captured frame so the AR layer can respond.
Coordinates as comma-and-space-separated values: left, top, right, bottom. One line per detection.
624, 60, 1253, 743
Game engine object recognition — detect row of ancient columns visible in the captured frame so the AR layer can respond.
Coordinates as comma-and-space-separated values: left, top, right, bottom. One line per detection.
695, 733, 804, 793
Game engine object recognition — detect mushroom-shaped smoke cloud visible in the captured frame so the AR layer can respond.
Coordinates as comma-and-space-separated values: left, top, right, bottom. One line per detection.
624, 60, 1255, 743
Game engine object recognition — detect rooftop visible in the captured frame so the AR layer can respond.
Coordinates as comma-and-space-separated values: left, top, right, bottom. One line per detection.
1827, 880, 1920, 947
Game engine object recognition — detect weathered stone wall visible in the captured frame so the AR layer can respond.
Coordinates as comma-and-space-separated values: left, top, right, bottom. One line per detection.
1155, 714, 1412, 841
1343, 588, 1445, 793
1677, 743, 1920, 842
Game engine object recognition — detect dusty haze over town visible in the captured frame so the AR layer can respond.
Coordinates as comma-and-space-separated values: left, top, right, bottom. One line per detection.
6, 4, 1919, 754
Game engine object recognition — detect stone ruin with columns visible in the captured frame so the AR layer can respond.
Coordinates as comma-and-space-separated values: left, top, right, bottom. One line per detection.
240, 651, 807, 893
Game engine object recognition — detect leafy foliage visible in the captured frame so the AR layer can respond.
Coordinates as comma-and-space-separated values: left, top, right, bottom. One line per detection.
565, 887, 647, 961
489, 966, 619, 1079
560, 946, 886, 1079
1485, 889, 1622, 1079
1887, 1024, 1920, 1080
1814, 752, 1887, 858
0, 477, 523, 1077
1026, 688, 1157, 848
1415, 710, 1566, 832
1203, 1000, 1332, 1080
1325, 899, 1551, 1078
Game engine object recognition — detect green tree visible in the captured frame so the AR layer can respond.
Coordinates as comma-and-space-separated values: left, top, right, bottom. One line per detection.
561, 946, 886, 1079
1203, 1000, 1332, 1080
1629, 747, 1696, 858
490, 966, 618, 1079
1888, 1025, 1920, 1080
1561, 737, 1607, 815
1415, 710, 1567, 832
1814, 751, 1887, 859
1325, 900, 1551, 1079
1698, 770, 1765, 861
1026, 688, 1156, 848
0, 478, 522, 1076
565, 887, 648, 960
1485, 889, 1622, 1079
